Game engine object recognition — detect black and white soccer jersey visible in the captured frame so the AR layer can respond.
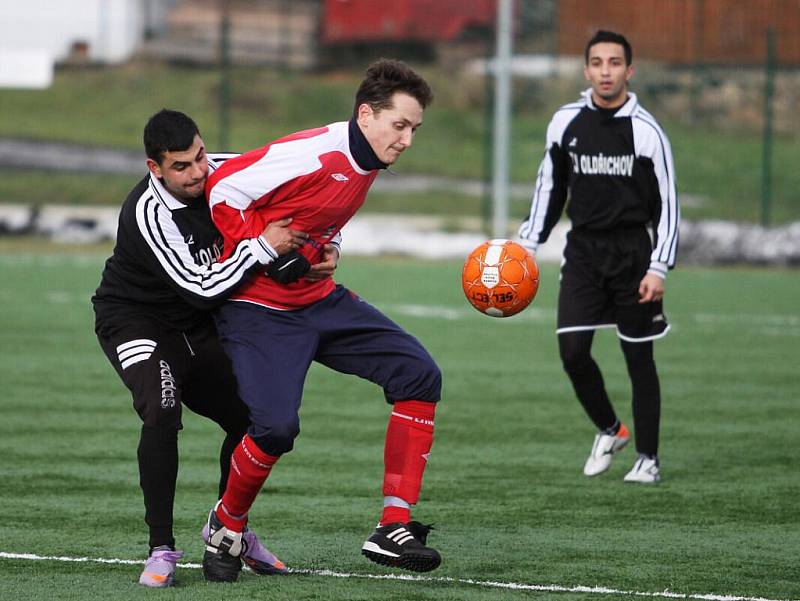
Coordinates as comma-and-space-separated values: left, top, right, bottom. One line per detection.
518, 90, 679, 278
93, 154, 277, 333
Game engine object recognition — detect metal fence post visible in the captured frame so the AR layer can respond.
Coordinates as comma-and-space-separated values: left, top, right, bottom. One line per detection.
482, 27, 494, 236
760, 27, 775, 226
218, 0, 232, 151
491, 0, 513, 239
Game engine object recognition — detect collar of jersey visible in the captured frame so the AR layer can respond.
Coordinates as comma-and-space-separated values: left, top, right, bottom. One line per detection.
149, 172, 192, 211
348, 118, 388, 172
582, 88, 639, 118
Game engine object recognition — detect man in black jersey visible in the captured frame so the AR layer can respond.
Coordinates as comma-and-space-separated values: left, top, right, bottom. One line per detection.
92, 109, 336, 586
518, 31, 680, 484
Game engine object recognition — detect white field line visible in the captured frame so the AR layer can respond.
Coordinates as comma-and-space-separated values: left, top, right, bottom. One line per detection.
0, 551, 795, 601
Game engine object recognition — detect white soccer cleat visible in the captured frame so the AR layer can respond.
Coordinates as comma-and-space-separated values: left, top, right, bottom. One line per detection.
623, 455, 661, 484
582, 423, 630, 476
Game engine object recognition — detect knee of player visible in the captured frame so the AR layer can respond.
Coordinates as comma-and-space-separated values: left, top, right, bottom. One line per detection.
558, 340, 591, 370
249, 420, 300, 456
424, 360, 443, 398
559, 350, 583, 371
222, 421, 249, 440
140, 423, 180, 442
393, 356, 442, 402
137, 402, 182, 430
411, 353, 442, 398
217, 409, 250, 438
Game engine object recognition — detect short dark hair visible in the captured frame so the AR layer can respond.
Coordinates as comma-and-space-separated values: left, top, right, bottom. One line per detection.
585, 30, 633, 66
353, 58, 434, 117
143, 109, 201, 163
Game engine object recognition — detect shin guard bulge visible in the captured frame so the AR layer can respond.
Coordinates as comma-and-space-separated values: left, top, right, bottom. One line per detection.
217, 435, 279, 530
382, 400, 436, 511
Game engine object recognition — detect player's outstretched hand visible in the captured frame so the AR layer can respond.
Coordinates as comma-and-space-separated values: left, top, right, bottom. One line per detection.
305, 244, 340, 282
638, 273, 665, 303
261, 217, 308, 256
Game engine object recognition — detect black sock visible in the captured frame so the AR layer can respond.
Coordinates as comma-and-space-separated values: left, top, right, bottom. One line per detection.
559, 332, 618, 431
218, 432, 243, 499
138, 425, 179, 551
602, 420, 621, 436
621, 340, 661, 456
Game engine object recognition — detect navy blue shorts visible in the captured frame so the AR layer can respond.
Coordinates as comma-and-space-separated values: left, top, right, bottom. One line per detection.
214, 285, 441, 452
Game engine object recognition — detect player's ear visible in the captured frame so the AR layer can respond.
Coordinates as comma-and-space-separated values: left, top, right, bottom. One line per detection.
357, 102, 374, 127
625, 64, 635, 83
146, 158, 163, 179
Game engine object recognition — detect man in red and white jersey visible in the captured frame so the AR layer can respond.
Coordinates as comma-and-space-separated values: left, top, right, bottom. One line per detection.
201, 59, 443, 581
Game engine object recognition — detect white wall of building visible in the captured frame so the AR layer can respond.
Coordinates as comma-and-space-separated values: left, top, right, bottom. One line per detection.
0, 0, 147, 87
1, 0, 145, 63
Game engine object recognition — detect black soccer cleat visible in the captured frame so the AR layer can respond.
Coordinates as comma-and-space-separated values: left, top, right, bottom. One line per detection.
203, 543, 242, 582
202, 507, 243, 582
361, 521, 441, 572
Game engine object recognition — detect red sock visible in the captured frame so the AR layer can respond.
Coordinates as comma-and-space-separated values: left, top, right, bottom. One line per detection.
381, 400, 436, 525
217, 435, 279, 530
381, 504, 411, 525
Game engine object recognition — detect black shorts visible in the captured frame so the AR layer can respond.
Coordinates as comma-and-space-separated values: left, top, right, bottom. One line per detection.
97, 316, 250, 433
557, 227, 670, 342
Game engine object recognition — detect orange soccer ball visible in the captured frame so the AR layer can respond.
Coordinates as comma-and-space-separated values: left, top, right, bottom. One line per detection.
461, 239, 540, 317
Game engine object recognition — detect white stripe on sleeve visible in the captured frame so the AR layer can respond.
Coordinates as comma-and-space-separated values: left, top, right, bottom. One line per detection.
633, 111, 680, 269
135, 193, 262, 300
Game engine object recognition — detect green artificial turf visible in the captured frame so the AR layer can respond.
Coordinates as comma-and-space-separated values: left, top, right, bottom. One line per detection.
0, 246, 797, 600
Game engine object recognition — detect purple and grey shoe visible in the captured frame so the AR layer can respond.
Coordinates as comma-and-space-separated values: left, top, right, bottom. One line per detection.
139, 546, 183, 587
202, 523, 287, 575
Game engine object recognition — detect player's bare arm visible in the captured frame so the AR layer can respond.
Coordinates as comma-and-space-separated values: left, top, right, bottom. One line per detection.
261, 217, 309, 256
638, 273, 665, 303
305, 244, 340, 281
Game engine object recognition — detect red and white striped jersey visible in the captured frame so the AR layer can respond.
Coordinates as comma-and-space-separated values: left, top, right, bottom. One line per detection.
206, 121, 379, 310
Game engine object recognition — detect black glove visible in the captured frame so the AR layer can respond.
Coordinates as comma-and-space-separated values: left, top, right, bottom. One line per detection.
267, 250, 311, 284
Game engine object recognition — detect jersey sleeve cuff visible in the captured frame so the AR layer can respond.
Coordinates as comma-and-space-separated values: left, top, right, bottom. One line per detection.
517, 238, 538, 254
647, 262, 668, 279
250, 236, 278, 264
